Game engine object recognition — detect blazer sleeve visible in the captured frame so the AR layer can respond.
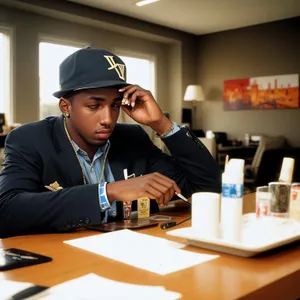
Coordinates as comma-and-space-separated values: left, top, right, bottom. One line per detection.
0, 130, 104, 238
144, 126, 222, 196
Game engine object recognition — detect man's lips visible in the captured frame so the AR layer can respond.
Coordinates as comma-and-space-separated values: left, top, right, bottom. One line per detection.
96, 129, 112, 134
95, 130, 112, 139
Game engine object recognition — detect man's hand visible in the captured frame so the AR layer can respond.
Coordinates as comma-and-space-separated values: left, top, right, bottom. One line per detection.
119, 85, 172, 136
106, 172, 181, 207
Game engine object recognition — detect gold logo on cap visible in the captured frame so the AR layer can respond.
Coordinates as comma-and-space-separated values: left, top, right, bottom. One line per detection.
104, 55, 125, 81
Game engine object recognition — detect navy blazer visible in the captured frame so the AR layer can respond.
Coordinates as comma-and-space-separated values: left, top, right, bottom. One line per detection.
0, 115, 221, 238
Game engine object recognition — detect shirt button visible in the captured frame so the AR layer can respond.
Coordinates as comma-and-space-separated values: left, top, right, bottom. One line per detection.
111, 212, 117, 217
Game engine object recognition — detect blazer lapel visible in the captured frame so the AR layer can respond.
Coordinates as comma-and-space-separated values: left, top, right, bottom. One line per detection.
53, 115, 84, 186
108, 124, 142, 182
108, 152, 126, 182
108, 125, 136, 182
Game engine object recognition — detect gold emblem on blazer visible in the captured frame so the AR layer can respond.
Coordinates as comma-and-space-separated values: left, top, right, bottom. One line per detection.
45, 181, 63, 192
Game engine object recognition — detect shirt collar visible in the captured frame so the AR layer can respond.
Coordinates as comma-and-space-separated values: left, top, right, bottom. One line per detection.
72, 140, 110, 158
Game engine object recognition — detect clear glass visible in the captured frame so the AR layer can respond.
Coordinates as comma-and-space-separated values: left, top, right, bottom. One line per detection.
268, 182, 291, 218
289, 183, 300, 221
256, 186, 271, 218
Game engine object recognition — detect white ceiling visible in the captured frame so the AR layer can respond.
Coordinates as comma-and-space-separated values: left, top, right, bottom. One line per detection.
66, 0, 300, 35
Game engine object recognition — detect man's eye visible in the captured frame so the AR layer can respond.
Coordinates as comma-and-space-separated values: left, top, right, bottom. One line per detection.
88, 105, 98, 109
112, 104, 121, 108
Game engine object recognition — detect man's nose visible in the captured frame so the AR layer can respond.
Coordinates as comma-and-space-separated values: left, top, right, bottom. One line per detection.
99, 106, 113, 126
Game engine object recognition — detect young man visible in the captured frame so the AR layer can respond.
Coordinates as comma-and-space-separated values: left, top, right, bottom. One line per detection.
0, 47, 221, 238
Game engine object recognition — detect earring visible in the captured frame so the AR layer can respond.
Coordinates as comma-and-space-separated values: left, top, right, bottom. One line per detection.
64, 113, 70, 118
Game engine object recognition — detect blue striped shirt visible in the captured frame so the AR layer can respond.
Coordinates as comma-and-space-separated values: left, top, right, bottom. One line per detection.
73, 140, 117, 223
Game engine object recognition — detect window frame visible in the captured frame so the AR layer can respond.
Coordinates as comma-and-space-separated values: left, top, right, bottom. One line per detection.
38, 36, 89, 119
0, 25, 14, 124
114, 48, 157, 100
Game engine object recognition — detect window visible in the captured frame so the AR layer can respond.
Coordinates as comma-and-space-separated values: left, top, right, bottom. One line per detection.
0, 29, 12, 125
39, 42, 81, 119
119, 54, 156, 97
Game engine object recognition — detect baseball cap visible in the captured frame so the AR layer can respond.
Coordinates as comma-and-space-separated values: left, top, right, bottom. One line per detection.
53, 47, 130, 98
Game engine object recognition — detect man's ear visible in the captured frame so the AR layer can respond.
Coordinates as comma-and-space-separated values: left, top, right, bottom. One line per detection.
59, 98, 71, 115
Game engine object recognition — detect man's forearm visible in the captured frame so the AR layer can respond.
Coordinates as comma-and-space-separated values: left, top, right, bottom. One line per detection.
0, 185, 101, 238
160, 127, 222, 193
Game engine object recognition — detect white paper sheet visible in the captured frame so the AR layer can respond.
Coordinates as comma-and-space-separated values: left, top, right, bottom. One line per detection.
64, 229, 219, 275
0, 279, 34, 300
26, 273, 182, 300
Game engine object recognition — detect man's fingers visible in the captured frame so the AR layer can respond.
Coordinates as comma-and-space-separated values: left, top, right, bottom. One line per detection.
140, 179, 170, 207
129, 90, 148, 107
122, 85, 140, 101
144, 185, 164, 205
119, 85, 135, 93
121, 85, 152, 108
149, 181, 171, 206
122, 90, 147, 108
153, 172, 181, 194
151, 177, 175, 205
108, 172, 180, 206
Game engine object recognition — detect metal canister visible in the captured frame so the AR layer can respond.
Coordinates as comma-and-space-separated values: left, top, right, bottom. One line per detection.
268, 182, 291, 218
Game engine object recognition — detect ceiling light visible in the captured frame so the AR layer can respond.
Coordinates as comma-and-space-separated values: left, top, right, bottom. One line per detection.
136, 0, 160, 7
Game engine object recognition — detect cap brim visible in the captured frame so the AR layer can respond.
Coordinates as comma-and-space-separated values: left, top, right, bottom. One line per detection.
52, 80, 131, 98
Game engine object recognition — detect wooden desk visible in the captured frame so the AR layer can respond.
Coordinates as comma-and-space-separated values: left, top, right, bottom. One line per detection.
1, 194, 300, 300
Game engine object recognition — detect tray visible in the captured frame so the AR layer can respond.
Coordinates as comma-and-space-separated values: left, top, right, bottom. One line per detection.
167, 214, 300, 257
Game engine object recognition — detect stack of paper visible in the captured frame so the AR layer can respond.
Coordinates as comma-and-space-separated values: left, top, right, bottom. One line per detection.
64, 229, 218, 275
27, 273, 181, 299
0, 279, 34, 300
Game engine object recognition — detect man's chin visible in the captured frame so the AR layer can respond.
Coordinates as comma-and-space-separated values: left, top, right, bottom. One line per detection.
89, 137, 109, 147
91, 139, 108, 146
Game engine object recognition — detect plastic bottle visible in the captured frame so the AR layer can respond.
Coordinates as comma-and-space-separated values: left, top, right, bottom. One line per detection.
221, 158, 245, 243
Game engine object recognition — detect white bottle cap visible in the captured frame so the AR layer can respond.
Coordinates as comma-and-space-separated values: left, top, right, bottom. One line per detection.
224, 158, 245, 183
226, 158, 245, 175
206, 130, 214, 139
279, 157, 294, 183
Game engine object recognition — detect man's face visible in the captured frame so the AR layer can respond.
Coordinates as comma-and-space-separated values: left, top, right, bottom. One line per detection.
68, 88, 123, 146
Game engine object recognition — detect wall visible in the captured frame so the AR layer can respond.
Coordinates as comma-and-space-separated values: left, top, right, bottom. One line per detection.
197, 17, 300, 146
0, 0, 197, 124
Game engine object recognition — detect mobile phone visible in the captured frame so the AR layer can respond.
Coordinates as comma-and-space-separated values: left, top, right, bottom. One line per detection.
0, 248, 52, 271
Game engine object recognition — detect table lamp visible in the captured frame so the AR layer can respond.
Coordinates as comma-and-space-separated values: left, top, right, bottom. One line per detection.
183, 85, 205, 129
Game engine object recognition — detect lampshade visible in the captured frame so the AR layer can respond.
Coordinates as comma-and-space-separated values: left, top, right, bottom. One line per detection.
183, 85, 205, 102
